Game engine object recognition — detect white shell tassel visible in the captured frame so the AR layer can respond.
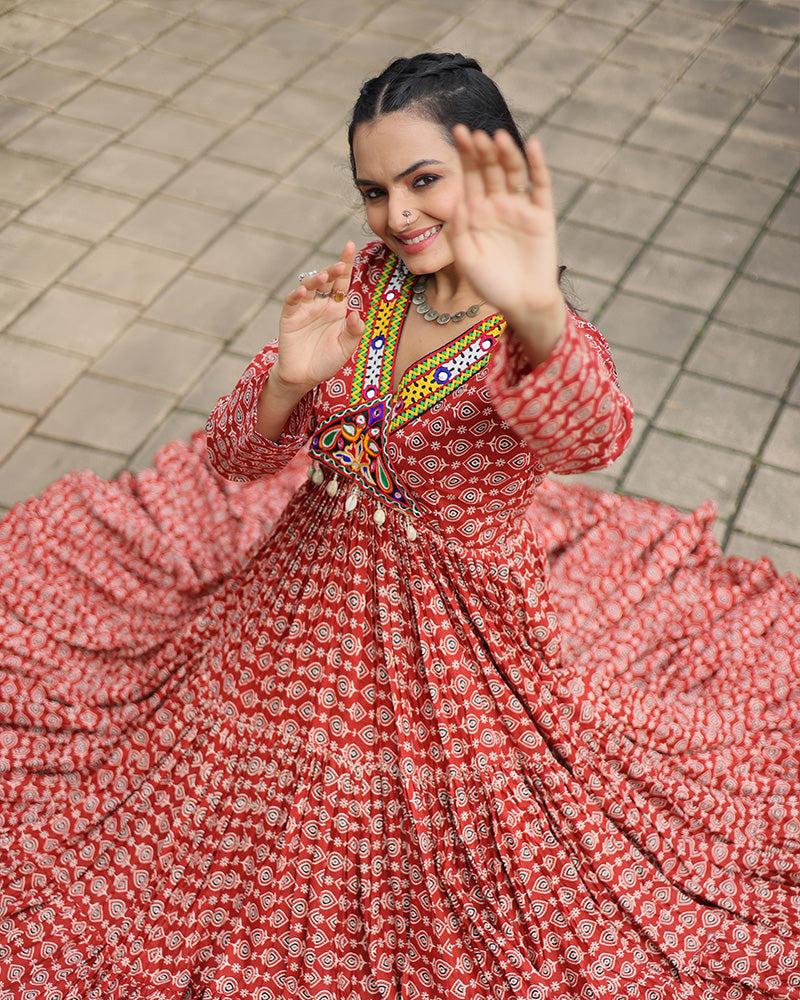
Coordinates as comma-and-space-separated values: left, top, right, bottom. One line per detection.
309, 462, 324, 485
373, 504, 386, 526
345, 487, 359, 513
405, 517, 418, 541
326, 474, 339, 497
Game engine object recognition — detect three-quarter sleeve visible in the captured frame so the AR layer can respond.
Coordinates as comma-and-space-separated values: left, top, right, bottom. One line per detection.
486, 311, 633, 474
205, 342, 314, 482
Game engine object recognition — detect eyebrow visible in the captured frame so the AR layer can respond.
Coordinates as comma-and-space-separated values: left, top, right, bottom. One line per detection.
355, 159, 445, 188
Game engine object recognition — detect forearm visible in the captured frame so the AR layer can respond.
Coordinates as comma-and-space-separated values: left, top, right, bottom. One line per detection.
256, 369, 311, 443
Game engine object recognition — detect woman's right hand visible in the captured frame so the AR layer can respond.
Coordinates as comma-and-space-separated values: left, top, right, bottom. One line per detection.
256, 242, 365, 441
272, 241, 365, 397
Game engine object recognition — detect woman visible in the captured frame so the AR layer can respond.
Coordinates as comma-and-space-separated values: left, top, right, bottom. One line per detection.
0, 53, 797, 1000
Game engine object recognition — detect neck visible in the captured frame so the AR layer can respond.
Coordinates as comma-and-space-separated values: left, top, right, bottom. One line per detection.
425, 264, 480, 306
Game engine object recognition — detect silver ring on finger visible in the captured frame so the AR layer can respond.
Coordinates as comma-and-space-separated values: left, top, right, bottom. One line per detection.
315, 289, 331, 298
514, 184, 532, 195
298, 270, 319, 282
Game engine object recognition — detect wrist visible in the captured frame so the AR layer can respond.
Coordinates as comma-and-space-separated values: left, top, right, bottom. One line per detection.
505, 295, 568, 367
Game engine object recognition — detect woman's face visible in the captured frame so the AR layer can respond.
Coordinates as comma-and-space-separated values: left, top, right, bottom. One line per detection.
351, 111, 464, 275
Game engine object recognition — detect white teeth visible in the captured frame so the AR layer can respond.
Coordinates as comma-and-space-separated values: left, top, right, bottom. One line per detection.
401, 226, 440, 245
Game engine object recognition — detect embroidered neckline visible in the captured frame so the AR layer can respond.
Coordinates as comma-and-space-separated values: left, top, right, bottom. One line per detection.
310, 252, 504, 517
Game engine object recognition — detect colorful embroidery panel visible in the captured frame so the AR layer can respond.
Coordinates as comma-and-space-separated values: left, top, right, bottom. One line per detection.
310, 253, 505, 513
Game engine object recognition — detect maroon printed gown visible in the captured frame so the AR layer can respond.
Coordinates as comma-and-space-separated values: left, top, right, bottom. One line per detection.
0, 242, 797, 999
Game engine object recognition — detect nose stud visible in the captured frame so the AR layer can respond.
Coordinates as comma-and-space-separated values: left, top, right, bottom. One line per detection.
402, 211, 412, 228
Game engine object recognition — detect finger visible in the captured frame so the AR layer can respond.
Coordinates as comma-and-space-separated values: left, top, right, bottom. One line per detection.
525, 136, 554, 213
329, 241, 356, 302
452, 124, 486, 213
472, 129, 507, 196
496, 130, 531, 196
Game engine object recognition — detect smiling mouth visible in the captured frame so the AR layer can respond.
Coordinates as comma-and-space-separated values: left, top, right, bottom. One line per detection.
398, 225, 441, 246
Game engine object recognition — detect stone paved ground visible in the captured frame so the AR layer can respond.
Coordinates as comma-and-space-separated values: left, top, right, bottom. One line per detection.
0, 0, 798, 571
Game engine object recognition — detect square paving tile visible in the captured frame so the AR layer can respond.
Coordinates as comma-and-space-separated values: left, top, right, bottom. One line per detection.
0, 59, 91, 109
74, 143, 183, 198
211, 123, 316, 175
253, 86, 349, 136
37, 373, 174, 452
106, 49, 205, 98
717, 276, 800, 341
656, 373, 776, 453
682, 167, 783, 224
91, 321, 220, 394
770, 194, 800, 239
653, 206, 760, 266
507, 40, 597, 86
115, 196, 231, 257
0, 336, 85, 414
607, 35, 691, 77
534, 12, 624, 50
37, 29, 135, 75
242, 184, 350, 242
735, 102, 800, 150
164, 159, 273, 212
599, 292, 702, 360
686, 323, 800, 396
762, 406, 800, 473
212, 43, 302, 91
194, 227, 309, 290
2, 11, 72, 54
491, 66, 569, 117
0, 98, 42, 144
0, 437, 123, 508
710, 24, 794, 66
681, 51, 770, 96
622, 247, 732, 311
574, 61, 666, 110
285, 147, 354, 204
229, 298, 282, 358
0, 148, 67, 205
710, 133, 800, 187
549, 97, 641, 141
151, 19, 242, 63
21, 182, 137, 240
761, 70, 800, 111
566, 183, 671, 240
606, 347, 678, 418
657, 81, 750, 129
627, 110, 720, 160
597, 146, 697, 198
198, 0, 279, 31
745, 232, 800, 289
58, 81, 159, 130
9, 285, 137, 355
435, 19, 522, 73
170, 75, 266, 123
0, 406, 34, 464
0, 281, 39, 330
623, 429, 751, 517
557, 221, 642, 284
144, 271, 264, 339
180, 351, 252, 414
735, 464, 800, 546
124, 108, 225, 160
8, 114, 116, 165
63, 239, 186, 304
535, 126, 618, 178
0, 223, 86, 287
83, 2, 180, 43
636, 8, 718, 48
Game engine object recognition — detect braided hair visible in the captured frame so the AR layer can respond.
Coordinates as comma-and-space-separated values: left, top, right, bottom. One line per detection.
347, 52, 526, 177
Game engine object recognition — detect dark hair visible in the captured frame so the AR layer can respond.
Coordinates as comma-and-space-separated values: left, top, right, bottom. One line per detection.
347, 52, 526, 177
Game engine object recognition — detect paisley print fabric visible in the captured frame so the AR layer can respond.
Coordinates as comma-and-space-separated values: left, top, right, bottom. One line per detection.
0, 240, 797, 999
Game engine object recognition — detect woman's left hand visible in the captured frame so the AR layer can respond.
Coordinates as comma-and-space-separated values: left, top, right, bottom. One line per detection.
450, 125, 566, 363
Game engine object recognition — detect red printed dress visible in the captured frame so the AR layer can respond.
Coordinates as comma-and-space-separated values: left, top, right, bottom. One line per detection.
0, 240, 798, 1000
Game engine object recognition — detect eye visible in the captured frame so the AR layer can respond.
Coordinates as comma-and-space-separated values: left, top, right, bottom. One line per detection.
413, 174, 440, 188
361, 187, 385, 201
